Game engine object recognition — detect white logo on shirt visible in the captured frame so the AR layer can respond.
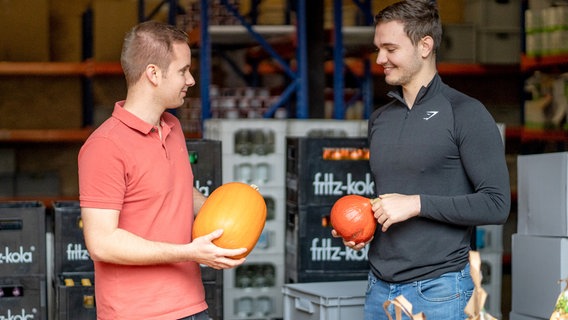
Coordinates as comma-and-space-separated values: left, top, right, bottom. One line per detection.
424, 111, 439, 120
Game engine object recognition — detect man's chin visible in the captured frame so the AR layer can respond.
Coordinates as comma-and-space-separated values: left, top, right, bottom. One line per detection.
385, 77, 399, 86
165, 102, 184, 110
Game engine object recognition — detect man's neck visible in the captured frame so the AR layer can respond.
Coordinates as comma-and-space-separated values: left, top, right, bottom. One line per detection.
402, 67, 437, 109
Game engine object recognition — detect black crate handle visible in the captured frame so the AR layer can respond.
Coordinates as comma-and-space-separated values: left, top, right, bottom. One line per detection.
0, 219, 23, 230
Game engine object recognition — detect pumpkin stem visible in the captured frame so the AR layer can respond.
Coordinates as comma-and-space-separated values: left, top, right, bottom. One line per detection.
250, 184, 259, 191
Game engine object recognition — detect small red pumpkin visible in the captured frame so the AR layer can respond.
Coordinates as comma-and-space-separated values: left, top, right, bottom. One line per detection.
193, 182, 267, 259
330, 194, 376, 243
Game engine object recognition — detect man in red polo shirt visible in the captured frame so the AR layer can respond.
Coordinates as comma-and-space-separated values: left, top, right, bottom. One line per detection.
78, 21, 247, 320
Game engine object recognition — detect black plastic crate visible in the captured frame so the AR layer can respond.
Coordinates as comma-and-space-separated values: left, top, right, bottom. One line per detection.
55, 272, 96, 320
0, 201, 46, 275
0, 275, 47, 319
286, 137, 375, 207
203, 280, 223, 320
200, 265, 223, 320
285, 204, 370, 283
53, 201, 94, 274
188, 139, 223, 319
186, 139, 222, 197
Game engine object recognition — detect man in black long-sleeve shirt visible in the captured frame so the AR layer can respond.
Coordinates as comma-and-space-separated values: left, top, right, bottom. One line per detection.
333, 1, 510, 319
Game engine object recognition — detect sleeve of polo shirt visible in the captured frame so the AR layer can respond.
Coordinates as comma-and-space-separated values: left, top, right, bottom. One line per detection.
78, 136, 128, 211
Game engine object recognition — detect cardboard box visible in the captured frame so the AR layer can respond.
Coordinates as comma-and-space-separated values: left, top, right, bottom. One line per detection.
15, 171, 60, 197
477, 30, 521, 64
0, 149, 16, 174
439, 24, 476, 63
0, 78, 83, 129
0, 0, 49, 61
93, 0, 138, 61
517, 152, 568, 237
0, 174, 15, 197
511, 234, 568, 319
465, 0, 522, 29
93, 0, 170, 61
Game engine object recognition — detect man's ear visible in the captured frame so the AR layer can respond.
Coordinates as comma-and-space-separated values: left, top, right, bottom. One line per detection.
420, 36, 435, 58
145, 64, 160, 85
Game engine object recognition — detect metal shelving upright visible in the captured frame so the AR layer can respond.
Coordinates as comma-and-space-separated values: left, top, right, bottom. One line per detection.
198, 0, 376, 121
199, 0, 308, 119
332, 0, 374, 120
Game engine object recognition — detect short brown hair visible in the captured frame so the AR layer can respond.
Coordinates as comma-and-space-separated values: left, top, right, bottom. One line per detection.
120, 21, 189, 87
374, 0, 442, 54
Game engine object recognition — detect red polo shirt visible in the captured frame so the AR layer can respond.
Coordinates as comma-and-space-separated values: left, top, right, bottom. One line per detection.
78, 101, 206, 319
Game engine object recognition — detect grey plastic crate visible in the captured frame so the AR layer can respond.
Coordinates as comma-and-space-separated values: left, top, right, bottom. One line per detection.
282, 281, 366, 320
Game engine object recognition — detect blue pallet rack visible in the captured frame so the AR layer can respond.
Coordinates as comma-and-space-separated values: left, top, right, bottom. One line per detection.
138, 0, 374, 121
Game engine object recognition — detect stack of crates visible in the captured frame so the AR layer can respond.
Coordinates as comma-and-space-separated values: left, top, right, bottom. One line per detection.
511, 152, 568, 320
464, 0, 521, 64
186, 139, 224, 320
53, 200, 96, 320
0, 201, 47, 319
285, 137, 374, 283
203, 118, 367, 320
204, 119, 288, 320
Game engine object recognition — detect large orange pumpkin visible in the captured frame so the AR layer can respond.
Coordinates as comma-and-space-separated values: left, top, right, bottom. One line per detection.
330, 195, 376, 243
193, 182, 267, 259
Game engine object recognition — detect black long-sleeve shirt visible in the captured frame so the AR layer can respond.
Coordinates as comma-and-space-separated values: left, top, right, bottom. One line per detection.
367, 74, 510, 283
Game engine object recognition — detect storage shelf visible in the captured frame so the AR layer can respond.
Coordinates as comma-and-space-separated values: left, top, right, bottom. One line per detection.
0, 128, 93, 143
340, 59, 520, 77
0, 61, 123, 76
204, 25, 374, 47
247, 58, 520, 77
0, 196, 79, 209
208, 25, 295, 45
0, 128, 201, 143
0, 59, 520, 78
506, 126, 568, 143
521, 54, 568, 72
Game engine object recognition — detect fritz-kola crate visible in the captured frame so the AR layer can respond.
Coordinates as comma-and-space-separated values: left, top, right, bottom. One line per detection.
285, 204, 370, 283
56, 272, 96, 320
0, 275, 47, 319
187, 139, 224, 320
285, 137, 374, 207
282, 280, 366, 320
53, 201, 93, 274
0, 201, 46, 276
285, 137, 375, 283
186, 139, 222, 197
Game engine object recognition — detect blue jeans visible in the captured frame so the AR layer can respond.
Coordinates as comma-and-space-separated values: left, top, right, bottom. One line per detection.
178, 310, 209, 320
364, 265, 473, 320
